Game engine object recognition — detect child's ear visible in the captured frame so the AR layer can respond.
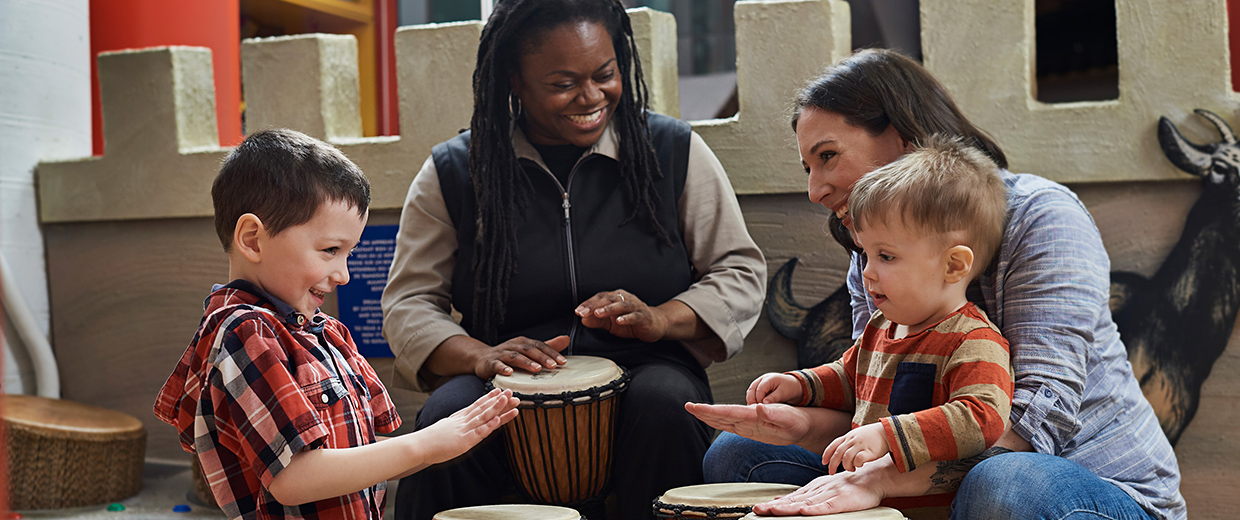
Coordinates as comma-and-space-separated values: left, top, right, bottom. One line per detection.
944, 245, 974, 284
233, 213, 265, 263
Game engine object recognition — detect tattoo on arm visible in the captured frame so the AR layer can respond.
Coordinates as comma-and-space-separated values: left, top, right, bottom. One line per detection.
927, 446, 1014, 494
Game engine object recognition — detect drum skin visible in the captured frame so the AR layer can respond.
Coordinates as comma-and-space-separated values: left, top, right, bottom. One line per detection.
653, 483, 801, 519
433, 504, 582, 519
739, 506, 907, 519
489, 355, 629, 505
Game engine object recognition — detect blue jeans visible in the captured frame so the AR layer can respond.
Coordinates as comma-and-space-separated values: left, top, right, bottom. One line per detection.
953, 452, 1153, 520
704, 433, 1153, 520
702, 432, 828, 484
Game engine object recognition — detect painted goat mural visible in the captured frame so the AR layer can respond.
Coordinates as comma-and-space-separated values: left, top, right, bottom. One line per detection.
768, 110, 1240, 445
1109, 109, 1240, 444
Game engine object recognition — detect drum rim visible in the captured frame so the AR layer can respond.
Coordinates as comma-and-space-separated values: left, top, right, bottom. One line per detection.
486, 365, 631, 409
652, 498, 753, 518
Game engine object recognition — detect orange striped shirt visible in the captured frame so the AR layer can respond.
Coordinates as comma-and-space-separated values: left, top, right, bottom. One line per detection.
788, 302, 1012, 514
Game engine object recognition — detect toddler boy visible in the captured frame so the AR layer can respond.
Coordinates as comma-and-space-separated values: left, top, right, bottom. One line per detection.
750, 136, 1013, 503
154, 129, 518, 520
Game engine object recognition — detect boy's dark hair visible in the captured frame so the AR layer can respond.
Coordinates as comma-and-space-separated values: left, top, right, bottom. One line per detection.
212, 128, 370, 251
468, 0, 662, 343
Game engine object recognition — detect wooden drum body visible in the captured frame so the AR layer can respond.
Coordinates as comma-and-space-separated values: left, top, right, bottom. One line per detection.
489, 355, 629, 505
433, 504, 582, 519
654, 483, 801, 519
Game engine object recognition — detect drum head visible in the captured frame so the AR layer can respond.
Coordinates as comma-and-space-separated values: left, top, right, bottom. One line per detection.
433, 504, 581, 520
491, 355, 622, 395
658, 483, 800, 508
740, 506, 906, 519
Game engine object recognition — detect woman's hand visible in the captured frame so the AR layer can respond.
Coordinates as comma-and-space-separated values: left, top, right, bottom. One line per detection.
472, 335, 569, 379
576, 290, 670, 342
822, 422, 889, 474
750, 460, 888, 516
746, 372, 803, 405
684, 402, 813, 447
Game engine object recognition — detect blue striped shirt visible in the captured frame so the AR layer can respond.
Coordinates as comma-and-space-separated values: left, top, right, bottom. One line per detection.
848, 170, 1186, 519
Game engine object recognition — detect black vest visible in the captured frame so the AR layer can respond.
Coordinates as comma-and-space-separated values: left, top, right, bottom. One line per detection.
433, 112, 703, 377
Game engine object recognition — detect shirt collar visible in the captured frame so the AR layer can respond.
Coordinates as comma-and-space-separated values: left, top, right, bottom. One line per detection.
211, 279, 326, 331
511, 119, 621, 170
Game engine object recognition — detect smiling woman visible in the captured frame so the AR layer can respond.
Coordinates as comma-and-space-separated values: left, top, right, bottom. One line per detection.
379, 1, 767, 519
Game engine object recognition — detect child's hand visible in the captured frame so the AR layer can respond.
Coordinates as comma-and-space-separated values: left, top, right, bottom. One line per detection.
746, 373, 802, 405
418, 389, 519, 466
822, 422, 889, 474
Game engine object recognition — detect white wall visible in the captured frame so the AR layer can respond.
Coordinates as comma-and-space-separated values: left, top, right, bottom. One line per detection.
0, 0, 91, 393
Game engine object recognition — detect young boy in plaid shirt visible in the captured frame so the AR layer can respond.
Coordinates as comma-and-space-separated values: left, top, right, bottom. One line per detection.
739, 136, 1014, 514
154, 129, 519, 520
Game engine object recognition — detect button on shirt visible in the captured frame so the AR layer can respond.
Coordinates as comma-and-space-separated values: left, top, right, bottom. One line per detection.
848, 170, 1185, 519
154, 280, 400, 520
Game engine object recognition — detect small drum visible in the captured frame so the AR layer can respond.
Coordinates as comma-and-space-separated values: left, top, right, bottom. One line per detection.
654, 483, 801, 518
739, 506, 907, 519
433, 504, 582, 519
489, 355, 630, 505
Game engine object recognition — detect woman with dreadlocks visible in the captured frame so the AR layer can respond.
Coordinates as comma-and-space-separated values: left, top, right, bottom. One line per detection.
380, 1, 765, 518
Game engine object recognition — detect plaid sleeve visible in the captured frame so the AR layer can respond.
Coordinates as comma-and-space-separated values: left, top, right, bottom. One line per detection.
208, 317, 330, 488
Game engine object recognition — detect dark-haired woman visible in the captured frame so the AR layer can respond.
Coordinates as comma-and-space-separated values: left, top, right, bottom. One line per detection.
687, 49, 1185, 520
380, 1, 765, 519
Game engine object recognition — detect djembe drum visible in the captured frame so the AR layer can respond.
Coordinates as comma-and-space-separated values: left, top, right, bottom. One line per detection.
434, 504, 583, 519
489, 355, 630, 507
740, 506, 907, 519
653, 483, 801, 518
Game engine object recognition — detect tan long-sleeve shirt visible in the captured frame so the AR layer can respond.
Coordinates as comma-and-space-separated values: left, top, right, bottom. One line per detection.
380, 124, 766, 392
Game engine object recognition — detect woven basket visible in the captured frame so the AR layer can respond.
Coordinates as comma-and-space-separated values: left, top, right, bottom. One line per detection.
4, 395, 146, 510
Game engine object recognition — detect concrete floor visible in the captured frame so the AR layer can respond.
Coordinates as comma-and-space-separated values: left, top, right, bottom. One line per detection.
12, 462, 400, 520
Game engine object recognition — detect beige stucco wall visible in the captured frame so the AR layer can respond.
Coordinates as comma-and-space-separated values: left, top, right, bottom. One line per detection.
34, 1, 1240, 516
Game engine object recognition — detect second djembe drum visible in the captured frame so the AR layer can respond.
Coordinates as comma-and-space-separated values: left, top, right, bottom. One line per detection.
654, 483, 802, 519
489, 355, 630, 506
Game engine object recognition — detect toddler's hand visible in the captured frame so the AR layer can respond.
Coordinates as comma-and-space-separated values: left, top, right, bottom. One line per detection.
418, 389, 519, 466
746, 373, 802, 405
822, 422, 889, 474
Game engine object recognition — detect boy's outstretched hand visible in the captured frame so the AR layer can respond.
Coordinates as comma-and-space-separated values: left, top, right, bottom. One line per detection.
746, 372, 803, 405
822, 422, 889, 474
419, 389, 520, 466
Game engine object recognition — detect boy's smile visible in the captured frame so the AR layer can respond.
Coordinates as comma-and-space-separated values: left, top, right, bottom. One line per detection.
244, 198, 369, 319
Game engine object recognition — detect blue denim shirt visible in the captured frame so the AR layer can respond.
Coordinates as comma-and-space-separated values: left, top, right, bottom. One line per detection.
848, 170, 1186, 520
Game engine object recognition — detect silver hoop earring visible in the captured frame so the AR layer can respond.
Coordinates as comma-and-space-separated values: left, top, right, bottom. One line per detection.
509, 94, 523, 120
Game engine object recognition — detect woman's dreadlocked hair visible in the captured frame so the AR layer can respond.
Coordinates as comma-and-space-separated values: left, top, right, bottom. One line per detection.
469, 0, 668, 344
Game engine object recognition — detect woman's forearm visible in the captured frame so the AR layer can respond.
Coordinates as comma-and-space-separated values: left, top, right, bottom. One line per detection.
887, 429, 1032, 497
655, 300, 711, 342
794, 407, 854, 454
422, 335, 486, 377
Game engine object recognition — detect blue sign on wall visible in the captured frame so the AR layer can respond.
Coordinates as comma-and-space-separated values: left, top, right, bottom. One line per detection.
338, 225, 399, 357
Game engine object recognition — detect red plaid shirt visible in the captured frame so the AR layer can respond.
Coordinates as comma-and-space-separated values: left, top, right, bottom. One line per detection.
154, 281, 400, 520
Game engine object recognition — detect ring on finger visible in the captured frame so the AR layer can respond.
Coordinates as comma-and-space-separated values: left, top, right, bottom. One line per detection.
617, 292, 625, 302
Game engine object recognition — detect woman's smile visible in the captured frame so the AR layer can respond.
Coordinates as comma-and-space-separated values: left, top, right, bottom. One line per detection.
564, 107, 607, 129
